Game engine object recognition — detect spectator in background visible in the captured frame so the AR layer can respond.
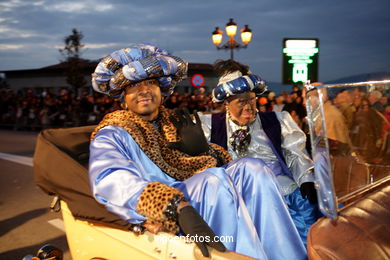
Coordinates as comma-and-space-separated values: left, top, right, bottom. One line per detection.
382, 105, 390, 134
14, 100, 28, 130
351, 98, 384, 162
266, 93, 276, 112
79, 91, 94, 125
333, 89, 355, 128
380, 95, 388, 109
280, 91, 289, 102
283, 94, 298, 114
273, 95, 285, 112
294, 96, 307, 122
352, 91, 364, 112
196, 87, 207, 101
323, 91, 352, 155
258, 96, 268, 112
206, 100, 225, 113
315, 87, 352, 156
291, 85, 302, 98
0, 88, 15, 125
382, 104, 390, 140
290, 110, 302, 128
164, 94, 180, 109
369, 90, 384, 112
268, 91, 276, 101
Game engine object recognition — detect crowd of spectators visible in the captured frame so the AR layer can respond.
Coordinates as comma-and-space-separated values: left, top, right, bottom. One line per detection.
0, 86, 228, 130
1, 85, 390, 154
0, 86, 300, 130
0, 87, 120, 130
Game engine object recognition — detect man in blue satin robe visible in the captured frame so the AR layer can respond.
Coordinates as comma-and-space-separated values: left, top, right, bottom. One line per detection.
199, 59, 322, 246
88, 44, 306, 259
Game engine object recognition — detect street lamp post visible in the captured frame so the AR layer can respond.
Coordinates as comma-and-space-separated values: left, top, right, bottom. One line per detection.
211, 18, 253, 60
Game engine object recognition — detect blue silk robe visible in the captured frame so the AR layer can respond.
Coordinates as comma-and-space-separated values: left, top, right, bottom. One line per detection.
89, 125, 306, 260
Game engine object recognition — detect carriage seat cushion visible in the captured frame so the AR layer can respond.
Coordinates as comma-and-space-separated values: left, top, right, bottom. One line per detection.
34, 126, 135, 230
42, 125, 96, 166
307, 184, 390, 259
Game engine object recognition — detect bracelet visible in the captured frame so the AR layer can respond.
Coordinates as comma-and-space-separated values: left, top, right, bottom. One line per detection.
164, 195, 188, 222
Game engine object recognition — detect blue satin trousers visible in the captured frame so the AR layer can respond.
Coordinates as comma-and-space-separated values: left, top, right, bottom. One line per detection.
173, 157, 306, 260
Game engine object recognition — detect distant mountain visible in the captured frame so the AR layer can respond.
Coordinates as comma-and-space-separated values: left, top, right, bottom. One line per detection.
325, 71, 390, 84
265, 71, 390, 95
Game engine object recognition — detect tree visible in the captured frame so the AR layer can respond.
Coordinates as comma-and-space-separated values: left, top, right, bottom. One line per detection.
59, 28, 87, 94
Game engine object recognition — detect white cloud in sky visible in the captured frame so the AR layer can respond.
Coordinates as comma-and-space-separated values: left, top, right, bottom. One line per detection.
32, 1, 46, 6
0, 26, 41, 39
0, 44, 24, 50
0, 0, 25, 11
44, 1, 113, 13
83, 43, 120, 49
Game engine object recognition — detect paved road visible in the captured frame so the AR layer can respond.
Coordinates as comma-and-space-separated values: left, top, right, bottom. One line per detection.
0, 130, 71, 260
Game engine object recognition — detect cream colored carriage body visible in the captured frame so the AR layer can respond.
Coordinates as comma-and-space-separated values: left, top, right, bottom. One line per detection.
60, 200, 253, 260
34, 125, 253, 260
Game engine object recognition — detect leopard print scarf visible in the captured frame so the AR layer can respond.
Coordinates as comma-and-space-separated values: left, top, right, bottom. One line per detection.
91, 107, 231, 180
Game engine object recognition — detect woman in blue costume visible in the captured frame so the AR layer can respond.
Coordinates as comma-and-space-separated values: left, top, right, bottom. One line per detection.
89, 44, 306, 259
198, 59, 322, 247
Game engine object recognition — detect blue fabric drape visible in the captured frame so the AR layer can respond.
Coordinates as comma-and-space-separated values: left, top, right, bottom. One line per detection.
89, 126, 307, 260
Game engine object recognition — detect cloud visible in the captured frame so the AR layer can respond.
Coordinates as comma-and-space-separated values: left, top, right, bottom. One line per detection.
0, 44, 24, 50
43, 1, 113, 13
84, 43, 121, 49
0, 0, 389, 82
0, 26, 41, 39
0, 0, 26, 11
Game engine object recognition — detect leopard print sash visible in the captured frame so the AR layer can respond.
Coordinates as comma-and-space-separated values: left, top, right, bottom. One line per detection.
91, 107, 231, 180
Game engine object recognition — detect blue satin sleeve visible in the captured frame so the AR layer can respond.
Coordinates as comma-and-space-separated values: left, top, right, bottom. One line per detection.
89, 125, 177, 224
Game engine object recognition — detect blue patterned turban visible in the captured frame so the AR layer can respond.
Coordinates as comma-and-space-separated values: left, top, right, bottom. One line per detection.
92, 44, 188, 99
212, 71, 268, 103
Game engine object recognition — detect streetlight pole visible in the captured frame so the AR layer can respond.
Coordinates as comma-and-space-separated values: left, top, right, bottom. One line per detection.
211, 18, 253, 60
229, 36, 235, 60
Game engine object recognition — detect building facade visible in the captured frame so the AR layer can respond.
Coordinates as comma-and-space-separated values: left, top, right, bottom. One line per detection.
1, 60, 218, 95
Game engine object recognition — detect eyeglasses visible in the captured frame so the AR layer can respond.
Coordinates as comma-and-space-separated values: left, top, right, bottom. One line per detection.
360, 104, 369, 108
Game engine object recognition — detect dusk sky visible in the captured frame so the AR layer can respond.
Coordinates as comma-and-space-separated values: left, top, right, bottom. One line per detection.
1, 0, 389, 83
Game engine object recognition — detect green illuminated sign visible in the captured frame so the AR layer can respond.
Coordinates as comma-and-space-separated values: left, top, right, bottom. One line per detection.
282, 38, 319, 84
